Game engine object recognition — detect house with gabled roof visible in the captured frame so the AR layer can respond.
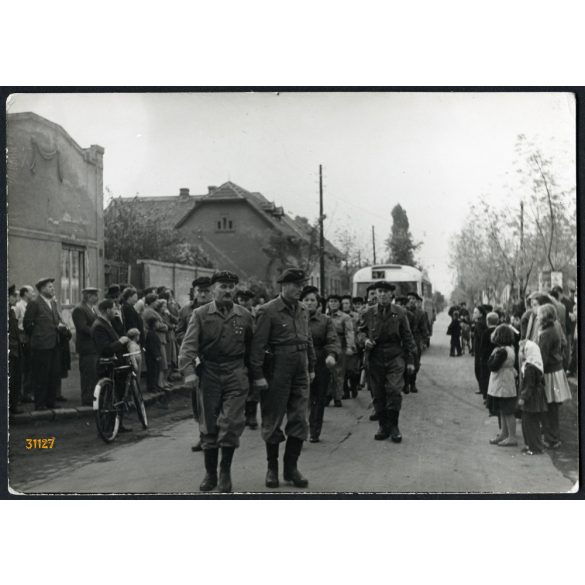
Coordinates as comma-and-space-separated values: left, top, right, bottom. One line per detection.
109, 181, 343, 293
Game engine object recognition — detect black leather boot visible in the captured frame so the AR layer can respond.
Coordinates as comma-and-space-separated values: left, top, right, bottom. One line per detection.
388, 410, 402, 443
374, 411, 390, 440
265, 442, 279, 488
410, 373, 418, 393
245, 401, 259, 429
200, 448, 219, 491
283, 437, 309, 488
218, 447, 235, 493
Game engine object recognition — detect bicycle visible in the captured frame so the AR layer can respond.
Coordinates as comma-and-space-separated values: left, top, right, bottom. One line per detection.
93, 351, 148, 443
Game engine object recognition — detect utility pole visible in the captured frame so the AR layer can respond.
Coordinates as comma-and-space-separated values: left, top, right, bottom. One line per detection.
319, 164, 325, 298
357, 249, 361, 268
519, 200, 525, 297
372, 225, 377, 264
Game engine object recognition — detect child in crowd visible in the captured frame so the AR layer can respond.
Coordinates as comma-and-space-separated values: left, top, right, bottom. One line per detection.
518, 340, 547, 455
126, 328, 142, 376
144, 316, 162, 394
487, 324, 518, 447
447, 310, 462, 356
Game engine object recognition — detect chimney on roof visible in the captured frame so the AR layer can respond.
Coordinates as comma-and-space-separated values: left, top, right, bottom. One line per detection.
179, 188, 190, 200
207, 186, 217, 195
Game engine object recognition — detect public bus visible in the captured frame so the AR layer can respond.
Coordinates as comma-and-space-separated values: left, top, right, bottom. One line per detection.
352, 264, 436, 334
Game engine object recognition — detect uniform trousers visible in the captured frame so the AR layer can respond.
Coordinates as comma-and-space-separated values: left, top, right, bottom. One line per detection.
196, 360, 248, 449
309, 358, 331, 438
406, 340, 422, 385
521, 411, 546, 452
368, 351, 404, 415
31, 346, 61, 409
79, 353, 98, 406
261, 350, 309, 444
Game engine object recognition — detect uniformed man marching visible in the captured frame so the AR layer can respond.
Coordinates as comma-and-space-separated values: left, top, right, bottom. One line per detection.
176, 275, 212, 453
178, 271, 254, 493
357, 282, 417, 442
250, 268, 316, 489
406, 291, 429, 393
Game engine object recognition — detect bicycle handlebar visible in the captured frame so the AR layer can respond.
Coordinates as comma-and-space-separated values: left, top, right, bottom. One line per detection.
122, 351, 142, 357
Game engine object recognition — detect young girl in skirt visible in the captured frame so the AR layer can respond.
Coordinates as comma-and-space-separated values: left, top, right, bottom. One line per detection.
538, 304, 572, 449
518, 340, 547, 455
487, 324, 518, 447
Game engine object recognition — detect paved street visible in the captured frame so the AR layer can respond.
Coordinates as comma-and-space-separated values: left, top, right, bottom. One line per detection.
9, 313, 578, 495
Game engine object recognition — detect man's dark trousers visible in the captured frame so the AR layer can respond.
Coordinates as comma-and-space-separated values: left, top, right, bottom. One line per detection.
32, 347, 61, 409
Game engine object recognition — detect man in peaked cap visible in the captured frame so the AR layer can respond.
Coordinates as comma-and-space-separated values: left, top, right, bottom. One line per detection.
23, 277, 69, 410
105, 284, 125, 336
178, 270, 254, 493
176, 275, 213, 453
72, 287, 100, 406
357, 280, 416, 442
250, 268, 316, 489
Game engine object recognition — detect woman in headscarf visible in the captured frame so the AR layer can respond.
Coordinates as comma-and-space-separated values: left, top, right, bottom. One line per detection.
537, 304, 572, 449
518, 340, 547, 455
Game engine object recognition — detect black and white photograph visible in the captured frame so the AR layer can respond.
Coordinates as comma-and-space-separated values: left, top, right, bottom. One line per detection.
4, 90, 579, 495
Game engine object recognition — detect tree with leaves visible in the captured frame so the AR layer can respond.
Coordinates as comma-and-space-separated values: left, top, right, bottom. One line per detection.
104, 196, 213, 267
385, 204, 421, 266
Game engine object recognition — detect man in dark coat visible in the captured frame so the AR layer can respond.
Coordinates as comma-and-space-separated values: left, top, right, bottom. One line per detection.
23, 277, 69, 410
357, 282, 417, 442
120, 287, 143, 343
72, 287, 100, 406
250, 268, 316, 489
91, 299, 131, 430
106, 284, 125, 336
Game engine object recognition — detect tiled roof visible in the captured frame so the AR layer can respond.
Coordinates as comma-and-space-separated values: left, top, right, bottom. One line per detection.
106, 192, 204, 230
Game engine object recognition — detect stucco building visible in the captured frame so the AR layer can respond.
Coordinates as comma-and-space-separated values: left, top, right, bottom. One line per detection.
7, 112, 105, 319
110, 181, 343, 294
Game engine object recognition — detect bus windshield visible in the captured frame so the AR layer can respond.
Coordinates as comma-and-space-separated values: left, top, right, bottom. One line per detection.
356, 281, 419, 298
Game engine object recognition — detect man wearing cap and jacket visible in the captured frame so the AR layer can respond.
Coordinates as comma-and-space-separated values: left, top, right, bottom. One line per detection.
250, 268, 316, 489
72, 287, 100, 406
178, 270, 254, 493
176, 276, 213, 453
357, 281, 417, 442
406, 291, 429, 393
23, 277, 69, 410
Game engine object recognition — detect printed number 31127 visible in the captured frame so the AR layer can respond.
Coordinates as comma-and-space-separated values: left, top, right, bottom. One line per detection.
25, 438, 55, 449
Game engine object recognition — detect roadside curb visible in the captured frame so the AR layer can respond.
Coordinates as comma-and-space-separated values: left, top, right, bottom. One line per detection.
9, 385, 191, 426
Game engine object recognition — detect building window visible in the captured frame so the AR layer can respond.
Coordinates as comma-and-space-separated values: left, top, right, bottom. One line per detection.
61, 245, 86, 306
216, 216, 234, 232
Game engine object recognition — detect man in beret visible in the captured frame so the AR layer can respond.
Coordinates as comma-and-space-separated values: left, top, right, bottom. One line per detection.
250, 267, 316, 489
178, 270, 254, 493
72, 287, 100, 406
23, 278, 69, 410
176, 275, 213, 452
357, 281, 417, 442
326, 294, 355, 405
406, 291, 429, 394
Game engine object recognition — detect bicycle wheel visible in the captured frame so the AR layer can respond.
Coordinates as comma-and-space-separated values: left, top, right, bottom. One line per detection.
130, 377, 148, 429
94, 378, 120, 443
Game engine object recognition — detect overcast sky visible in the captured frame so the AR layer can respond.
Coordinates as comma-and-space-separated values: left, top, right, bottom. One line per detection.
7, 92, 576, 295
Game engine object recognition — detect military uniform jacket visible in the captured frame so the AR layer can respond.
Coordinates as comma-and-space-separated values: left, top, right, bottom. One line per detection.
72, 302, 98, 355
357, 303, 417, 365
23, 296, 64, 351
250, 295, 316, 380
176, 302, 200, 344
178, 301, 254, 378
309, 312, 340, 361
